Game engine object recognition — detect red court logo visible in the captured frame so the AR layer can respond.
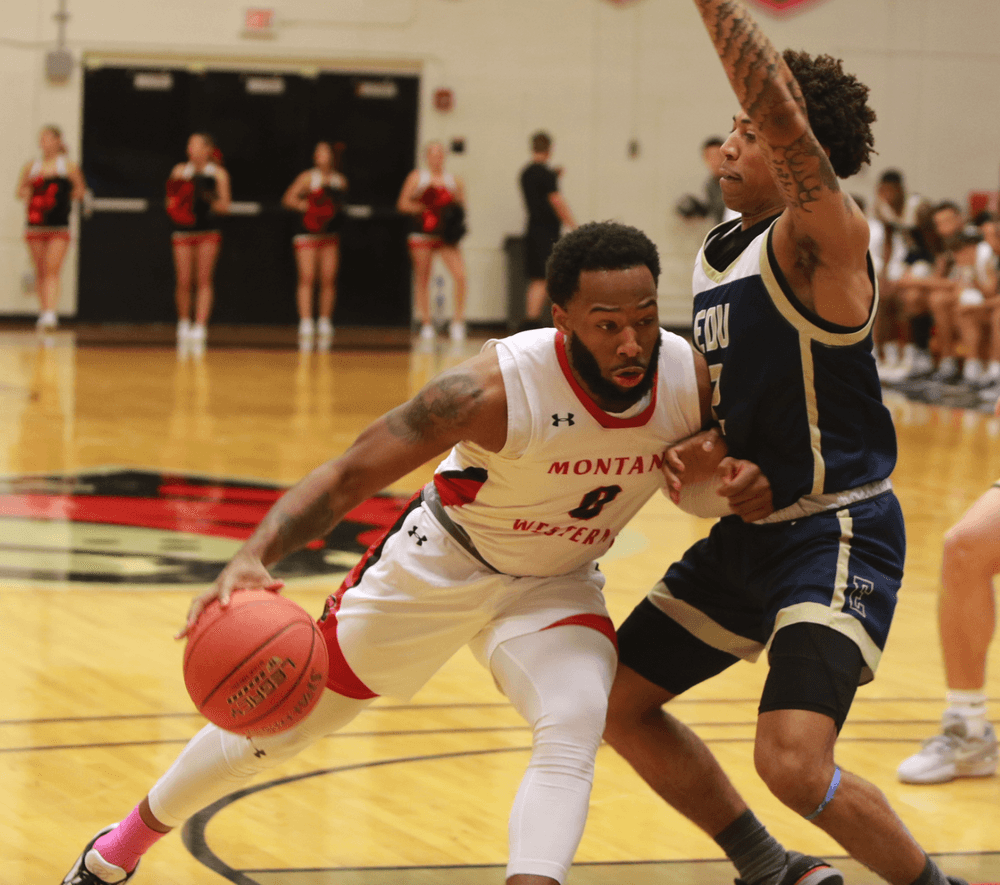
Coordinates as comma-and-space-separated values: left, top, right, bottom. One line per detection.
0, 468, 409, 585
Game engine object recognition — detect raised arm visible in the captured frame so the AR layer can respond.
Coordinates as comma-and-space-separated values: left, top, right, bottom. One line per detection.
693, 0, 873, 326
180, 348, 508, 632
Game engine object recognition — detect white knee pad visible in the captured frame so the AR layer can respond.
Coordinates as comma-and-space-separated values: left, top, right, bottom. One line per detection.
148, 690, 372, 828
490, 625, 616, 883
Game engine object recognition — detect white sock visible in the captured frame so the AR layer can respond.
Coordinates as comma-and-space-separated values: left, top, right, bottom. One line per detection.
945, 689, 989, 738
963, 358, 983, 382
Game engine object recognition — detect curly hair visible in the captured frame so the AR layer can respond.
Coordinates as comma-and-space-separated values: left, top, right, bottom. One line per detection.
782, 49, 876, 179
546, 221, 660, 307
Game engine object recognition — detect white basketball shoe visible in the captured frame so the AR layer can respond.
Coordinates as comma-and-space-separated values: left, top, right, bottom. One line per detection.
897, 715, 999, 784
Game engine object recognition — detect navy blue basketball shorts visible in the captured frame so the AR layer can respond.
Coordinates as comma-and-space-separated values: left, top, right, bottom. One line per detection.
619, 491, 905, 708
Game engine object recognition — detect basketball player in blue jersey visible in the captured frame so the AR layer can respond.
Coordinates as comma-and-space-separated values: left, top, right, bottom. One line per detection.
604, 5, 967, 885
60, 221, 775, 885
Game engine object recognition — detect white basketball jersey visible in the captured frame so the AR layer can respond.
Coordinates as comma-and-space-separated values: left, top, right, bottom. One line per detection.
432, 328, 702, 576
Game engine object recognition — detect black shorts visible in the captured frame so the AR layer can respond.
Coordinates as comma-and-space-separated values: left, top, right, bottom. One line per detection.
618, 493, 904, 724
525, 227, 559, 280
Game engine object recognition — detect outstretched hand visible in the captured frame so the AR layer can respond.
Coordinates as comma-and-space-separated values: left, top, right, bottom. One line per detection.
176, 552, 284, 639
716, 457, 773, 522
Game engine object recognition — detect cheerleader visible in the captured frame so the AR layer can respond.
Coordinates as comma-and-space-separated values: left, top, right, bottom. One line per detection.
396, 141, 467, 342
282, 141, 347, 346
166, 133, 231, 345
16, 125, 86, 330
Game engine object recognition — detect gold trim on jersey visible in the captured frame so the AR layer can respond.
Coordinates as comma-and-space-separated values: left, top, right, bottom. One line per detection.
757, 226, 879, 348
646, 580, 766, 662
756, 228, 880, 495
769, 510, 881, 685
697, 220, 749, 284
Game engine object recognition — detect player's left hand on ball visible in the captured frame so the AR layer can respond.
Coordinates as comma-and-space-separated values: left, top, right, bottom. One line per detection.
176, 554, 284, 639
716, 458, 773, 522
662, 427, 725, 503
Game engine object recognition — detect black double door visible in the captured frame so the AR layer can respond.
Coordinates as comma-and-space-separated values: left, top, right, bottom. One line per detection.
79, 66, 418, 326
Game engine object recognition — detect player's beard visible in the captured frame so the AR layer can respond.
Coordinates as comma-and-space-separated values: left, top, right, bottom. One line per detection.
568, 331, 661, 412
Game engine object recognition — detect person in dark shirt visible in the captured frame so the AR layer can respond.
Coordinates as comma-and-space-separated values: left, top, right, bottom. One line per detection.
519, 132, 576, 326
603, 5, 969, 885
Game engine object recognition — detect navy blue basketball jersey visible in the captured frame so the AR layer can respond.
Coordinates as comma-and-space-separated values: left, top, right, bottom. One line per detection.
692, 217, 897, 512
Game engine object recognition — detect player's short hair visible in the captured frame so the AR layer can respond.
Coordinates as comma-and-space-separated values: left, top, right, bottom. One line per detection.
878, 169, 904, 187
702, 136, 724, 150
531, 131, 552, 153
782, 49, 875, 179
546, 221, 660, 308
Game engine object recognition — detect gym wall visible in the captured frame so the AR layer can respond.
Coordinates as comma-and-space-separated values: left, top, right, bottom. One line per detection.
2, 0, 999, 326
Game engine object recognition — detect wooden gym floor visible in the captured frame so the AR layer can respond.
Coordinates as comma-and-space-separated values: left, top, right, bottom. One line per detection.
1, 326, 999, 885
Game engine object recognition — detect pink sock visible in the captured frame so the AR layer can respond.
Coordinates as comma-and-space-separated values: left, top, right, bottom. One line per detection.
93, 806, 167, 873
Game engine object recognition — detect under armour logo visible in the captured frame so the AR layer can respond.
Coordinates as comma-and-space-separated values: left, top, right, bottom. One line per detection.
552, 413, 575, 427
408, 525, 428, 546
848, 576, 874, 617
252, 746, 266, 759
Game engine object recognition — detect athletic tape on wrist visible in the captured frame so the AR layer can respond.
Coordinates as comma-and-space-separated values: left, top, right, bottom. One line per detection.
804, 765, 841, 821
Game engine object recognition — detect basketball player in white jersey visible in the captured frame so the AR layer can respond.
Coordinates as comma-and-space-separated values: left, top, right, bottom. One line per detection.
604, 5, 966, 885
61, 221, 775, 885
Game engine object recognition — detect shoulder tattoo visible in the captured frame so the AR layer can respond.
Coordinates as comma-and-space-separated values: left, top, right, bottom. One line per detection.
386, 372, 485, 442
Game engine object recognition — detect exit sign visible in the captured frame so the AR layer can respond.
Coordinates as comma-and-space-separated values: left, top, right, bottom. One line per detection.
244, 8, 275, 33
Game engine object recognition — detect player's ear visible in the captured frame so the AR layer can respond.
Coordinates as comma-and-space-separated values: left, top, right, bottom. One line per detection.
551, 303, 570, 335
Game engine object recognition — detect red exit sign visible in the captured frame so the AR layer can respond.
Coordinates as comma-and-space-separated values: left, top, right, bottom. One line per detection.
245, 8, 275, 32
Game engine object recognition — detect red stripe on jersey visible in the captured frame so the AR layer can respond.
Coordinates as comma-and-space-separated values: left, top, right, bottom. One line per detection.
542, 612, 618, 652
554, 332, 658, 429
433, 471, 487, 507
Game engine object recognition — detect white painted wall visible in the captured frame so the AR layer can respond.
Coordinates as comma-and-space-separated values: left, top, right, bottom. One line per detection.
3, 0, 999, 325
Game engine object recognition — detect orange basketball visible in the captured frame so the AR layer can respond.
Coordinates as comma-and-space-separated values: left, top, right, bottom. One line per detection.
183, 590, 329, 736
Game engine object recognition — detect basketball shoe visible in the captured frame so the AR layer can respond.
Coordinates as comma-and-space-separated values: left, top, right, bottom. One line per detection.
61, 824, 138, 884
737, 852, 843, 885
897, 715, 999, 784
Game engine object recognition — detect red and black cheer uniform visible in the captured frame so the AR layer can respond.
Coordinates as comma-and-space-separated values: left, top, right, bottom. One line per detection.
167, 162, 222, 244
293, 169, 347, 248
407, 170, 460, 249
25, 156, 73, 243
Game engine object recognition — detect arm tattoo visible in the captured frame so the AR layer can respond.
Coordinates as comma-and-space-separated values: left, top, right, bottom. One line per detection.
386, 372, 484, 442
770, 134, 839, 210
695, 0, 839, 210
695, 0, 805, 122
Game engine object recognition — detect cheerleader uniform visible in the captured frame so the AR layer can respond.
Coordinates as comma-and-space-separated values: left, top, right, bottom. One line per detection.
293, 169, 347, 249
167, 162, 222, 245
407, 170, 459, 249
25, 156, 73, 244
